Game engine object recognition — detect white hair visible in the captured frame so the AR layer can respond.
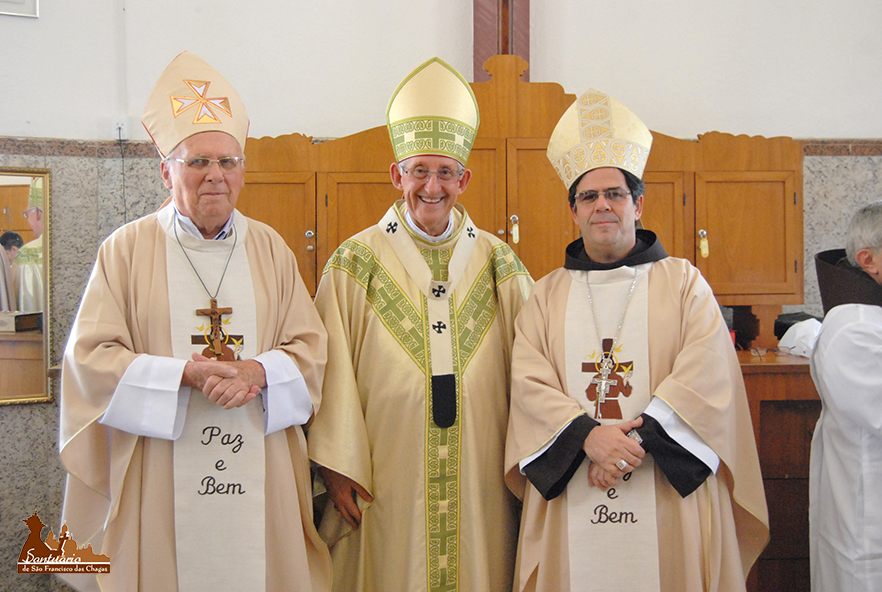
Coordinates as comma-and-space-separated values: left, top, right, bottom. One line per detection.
845, 200, 882, 265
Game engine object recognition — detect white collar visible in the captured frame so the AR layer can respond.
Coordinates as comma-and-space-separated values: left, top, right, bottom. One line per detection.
173, 205, 235, 240
405, 210, 454, 243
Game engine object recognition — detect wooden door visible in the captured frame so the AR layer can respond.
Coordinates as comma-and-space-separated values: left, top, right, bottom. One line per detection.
642, 172, 690, 260
695, 171, 800, 301
239, 172, 317, 294
317, 172, 401, 286
458, 138, 507, 241
506, 138, 578, 281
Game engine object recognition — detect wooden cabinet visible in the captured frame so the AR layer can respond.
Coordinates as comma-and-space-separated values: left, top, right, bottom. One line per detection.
0, 331, 43, 398
642, 133, 804, 306
239, 54, 803, 335
0, 182, 35, 244
740, 351, 820, 592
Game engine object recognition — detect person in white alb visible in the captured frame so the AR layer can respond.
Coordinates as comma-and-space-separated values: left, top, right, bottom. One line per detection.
810, 200, 882, 592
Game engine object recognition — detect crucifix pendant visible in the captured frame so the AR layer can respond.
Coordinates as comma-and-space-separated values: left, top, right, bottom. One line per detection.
196, 298, 235, 361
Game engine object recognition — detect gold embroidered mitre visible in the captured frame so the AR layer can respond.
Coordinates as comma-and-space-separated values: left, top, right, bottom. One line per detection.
28, 176, 43, 209
547, 89, 652, 190
142, 51, 249, 158
386, 57, 479, 166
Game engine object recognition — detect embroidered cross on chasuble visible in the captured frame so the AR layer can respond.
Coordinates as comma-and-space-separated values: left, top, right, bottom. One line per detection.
191, 298, 243, 361
582, 337, 633, 419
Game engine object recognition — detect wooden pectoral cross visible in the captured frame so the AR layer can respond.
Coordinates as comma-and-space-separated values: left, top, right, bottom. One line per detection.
582, 338, 633, 420
191, 298, 242, 361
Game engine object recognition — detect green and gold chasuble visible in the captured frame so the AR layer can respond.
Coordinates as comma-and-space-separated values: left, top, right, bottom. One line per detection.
14, 235, 43, 313
310, 201, 532, 592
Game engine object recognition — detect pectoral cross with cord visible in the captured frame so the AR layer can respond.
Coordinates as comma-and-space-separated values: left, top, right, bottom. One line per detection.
193, 299, 239, 361
582, 338, 633, 420
174, 222, 243, 362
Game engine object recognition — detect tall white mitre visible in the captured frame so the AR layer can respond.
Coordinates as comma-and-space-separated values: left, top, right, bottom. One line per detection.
386, 57, 480, 166
547, 88, 653, 190
141, 51, 250, 158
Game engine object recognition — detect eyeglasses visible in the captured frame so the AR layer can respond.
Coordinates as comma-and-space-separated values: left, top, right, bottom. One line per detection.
749, 346, 796, 358
22, 207, 37, 219
574, 188, 631, 206
171, 156, 245, 171
400, 165, 463, 182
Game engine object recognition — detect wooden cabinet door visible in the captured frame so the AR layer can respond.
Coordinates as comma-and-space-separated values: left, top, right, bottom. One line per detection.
695, 171, 800, 301
642, 172, 690, 260
459, 138, 507, 241
239, 172, 317, 295
507, 138, 578, 281
317, 172, 400, 283
0, 184, 34, 244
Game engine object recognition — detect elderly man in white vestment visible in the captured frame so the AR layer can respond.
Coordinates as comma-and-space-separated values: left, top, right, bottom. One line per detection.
810, 201, 882, 592
58, 51, 331, 592
504, 89, 769, 592
307, 57, 532, 592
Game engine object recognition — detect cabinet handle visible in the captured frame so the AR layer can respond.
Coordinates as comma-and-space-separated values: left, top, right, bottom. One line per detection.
698, 229, 709, 258
510, 215, 520, 244
305, 230, 315, 251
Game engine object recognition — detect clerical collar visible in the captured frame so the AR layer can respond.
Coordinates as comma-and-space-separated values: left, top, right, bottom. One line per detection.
173, 205, 235, 240
565, 229, 667, 271
403, 209, 454, 243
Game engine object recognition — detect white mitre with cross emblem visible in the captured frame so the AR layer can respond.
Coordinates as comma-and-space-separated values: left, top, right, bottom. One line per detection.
386, 57, 480, 166
547, 88, 653, 190
142, 51, 249, 158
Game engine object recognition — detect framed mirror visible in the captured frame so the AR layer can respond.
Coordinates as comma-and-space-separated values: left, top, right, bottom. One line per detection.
0, 167, 51, 404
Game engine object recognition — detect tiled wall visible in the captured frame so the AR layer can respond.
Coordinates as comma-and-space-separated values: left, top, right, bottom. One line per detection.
800, 142, 882, 316
0, 138, 164, 592
0, 136, 880, 591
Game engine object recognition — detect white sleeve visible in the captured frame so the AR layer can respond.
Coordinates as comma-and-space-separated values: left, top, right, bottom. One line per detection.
518, 418, 578, 473
99, 354, 190, 440
645, 397, 720, 474
254, 349, 313, 435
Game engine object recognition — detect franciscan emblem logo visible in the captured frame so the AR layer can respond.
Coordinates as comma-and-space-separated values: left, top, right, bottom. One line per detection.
170, 80, 232, 124
18, 511, 110, 574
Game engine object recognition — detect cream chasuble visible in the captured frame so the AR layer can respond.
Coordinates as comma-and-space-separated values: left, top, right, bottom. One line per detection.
505, 259, 769, 592
161, 208, 266, 590
310, 201, 532, 592
59, 205, 331, 592
564, 265, 660, 592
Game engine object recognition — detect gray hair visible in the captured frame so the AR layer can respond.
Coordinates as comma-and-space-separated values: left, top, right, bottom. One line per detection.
845, 200, 882, 265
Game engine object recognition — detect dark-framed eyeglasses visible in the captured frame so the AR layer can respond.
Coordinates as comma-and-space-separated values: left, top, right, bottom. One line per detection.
574, 188, 631, 206
171, 156, 245, 171
400, 165, 463, 182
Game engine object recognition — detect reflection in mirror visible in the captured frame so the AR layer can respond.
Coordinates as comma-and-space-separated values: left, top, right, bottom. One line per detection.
0, 167, 51, 404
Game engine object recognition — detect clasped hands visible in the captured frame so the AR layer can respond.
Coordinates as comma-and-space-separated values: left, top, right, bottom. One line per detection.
583, 416, 645, 490
182, 353, 266, 409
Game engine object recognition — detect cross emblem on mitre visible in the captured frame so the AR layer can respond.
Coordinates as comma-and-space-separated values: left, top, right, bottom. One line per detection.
170, 80, 232, 124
